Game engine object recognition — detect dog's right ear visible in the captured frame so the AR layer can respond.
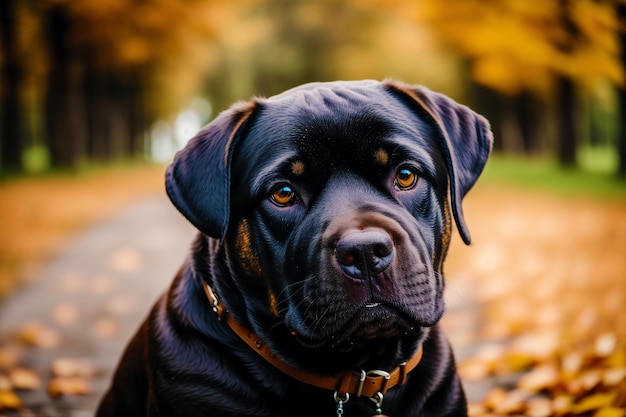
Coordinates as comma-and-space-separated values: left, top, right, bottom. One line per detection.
165, 101, 257, 239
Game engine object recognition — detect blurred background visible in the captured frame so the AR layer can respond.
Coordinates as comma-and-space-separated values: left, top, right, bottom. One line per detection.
0, 0, 625, 174
1, 1, 626, 416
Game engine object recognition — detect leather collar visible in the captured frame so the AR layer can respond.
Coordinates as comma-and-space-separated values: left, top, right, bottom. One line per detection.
203, 282, 424, 399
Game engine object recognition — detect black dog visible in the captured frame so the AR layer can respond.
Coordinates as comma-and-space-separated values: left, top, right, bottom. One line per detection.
97, 80, 492, 417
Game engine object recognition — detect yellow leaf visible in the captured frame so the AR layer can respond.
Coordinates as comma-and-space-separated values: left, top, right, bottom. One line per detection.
0, 389, 22, 411
572, 392, 618, 414
593, 407, 626, 417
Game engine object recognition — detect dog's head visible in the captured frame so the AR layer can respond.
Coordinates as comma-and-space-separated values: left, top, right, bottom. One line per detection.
166, 80, 492, 372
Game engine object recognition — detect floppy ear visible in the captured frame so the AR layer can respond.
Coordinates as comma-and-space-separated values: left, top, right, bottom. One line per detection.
384, 80, 493, 245
165, 101, 257, 238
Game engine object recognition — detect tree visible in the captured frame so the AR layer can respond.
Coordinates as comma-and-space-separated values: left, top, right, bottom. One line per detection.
0, 0, 23, 172
415, 0, 623, 167
617, 0, 626, 177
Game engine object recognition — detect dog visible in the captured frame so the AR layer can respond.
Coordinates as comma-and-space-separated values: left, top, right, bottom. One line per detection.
97, 79, 492, 417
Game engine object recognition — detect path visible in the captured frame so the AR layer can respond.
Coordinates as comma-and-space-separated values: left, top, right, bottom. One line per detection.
0, 196, 195, 416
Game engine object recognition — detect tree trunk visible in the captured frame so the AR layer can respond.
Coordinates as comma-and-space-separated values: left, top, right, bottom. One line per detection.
0, 0, 22, 172
556, 75, 578, 167
618, 84, 626, 177
617, 3, 626, 177
517, 91, 545, 155
44, 7, 86, 169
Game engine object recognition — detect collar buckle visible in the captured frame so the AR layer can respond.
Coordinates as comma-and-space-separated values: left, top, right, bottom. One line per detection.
355, 369, 391, 397
204, 283, 226, 319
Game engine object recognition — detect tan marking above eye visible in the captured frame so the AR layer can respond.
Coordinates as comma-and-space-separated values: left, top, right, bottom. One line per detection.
291, 160, 305, 176
374, 148, 389, 166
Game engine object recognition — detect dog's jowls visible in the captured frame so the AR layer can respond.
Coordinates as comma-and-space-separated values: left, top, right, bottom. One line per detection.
97, 79, 493, 417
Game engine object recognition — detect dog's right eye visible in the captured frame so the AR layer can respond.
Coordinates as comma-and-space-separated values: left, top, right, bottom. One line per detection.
394, 167, 418, 190
269, 184, 297, 207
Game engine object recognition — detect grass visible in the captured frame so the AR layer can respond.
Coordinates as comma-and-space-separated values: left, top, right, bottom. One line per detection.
481, 153, 626, 201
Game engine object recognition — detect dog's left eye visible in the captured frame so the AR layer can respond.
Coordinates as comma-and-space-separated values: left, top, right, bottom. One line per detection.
270, 184, 297, 207
394, 168, 418, 190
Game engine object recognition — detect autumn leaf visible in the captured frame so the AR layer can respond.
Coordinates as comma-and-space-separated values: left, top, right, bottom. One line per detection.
9, 368, 41, 391
47, 377, 92, 398
0, 389, 22, 411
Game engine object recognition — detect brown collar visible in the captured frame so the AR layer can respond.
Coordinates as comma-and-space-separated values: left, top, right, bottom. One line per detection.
203, 283, 424, 399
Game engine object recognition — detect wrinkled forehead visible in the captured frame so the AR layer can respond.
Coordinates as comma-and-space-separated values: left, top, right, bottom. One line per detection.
232, 82, 444, 193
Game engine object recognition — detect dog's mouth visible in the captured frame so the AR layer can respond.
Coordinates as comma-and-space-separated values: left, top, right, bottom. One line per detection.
291, 302, 422, 352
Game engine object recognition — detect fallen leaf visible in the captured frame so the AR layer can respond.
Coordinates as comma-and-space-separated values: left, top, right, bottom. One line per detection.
510, 331, 560, 361
483, 387, 509, 411
9, 368, 41, 391
458, 358, 491, 381
51, 302, 80, 326
603, 368, 626, 387
593, 406, 626, 417
517, 363, 560, 392
492, 389, 529, 414
0, 346, 21, 370
503, 351, 536, 373
595, 333, 617, 358
567, 370, 603, 396
50, 358, 98, 378
561, 351, 585, 377
0, 374, 11, 391
17, 322, 62, 348
572, 392, 618, 414
526, 397, 553, 417
92, 318, 119, 339
593, 407, 626, 417
0, 389, 22, 410
552, 394, 574, 415
47, 377, 92, 398
467, 403, 487, 417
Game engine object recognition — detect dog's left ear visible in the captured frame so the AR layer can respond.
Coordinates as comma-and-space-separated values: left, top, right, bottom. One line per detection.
165, 100, 258, 238
384, 80, 493, 245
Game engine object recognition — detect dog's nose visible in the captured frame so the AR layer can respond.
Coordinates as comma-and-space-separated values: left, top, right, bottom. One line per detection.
335, 230, 394, 280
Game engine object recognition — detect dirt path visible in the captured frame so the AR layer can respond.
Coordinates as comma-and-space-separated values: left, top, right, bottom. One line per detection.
0, 183, 624, 416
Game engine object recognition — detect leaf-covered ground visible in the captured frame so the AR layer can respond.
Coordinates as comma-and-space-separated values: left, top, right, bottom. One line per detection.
0, 165, 166, 298
443, 185, 626, 417
0, 171, 624, 416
